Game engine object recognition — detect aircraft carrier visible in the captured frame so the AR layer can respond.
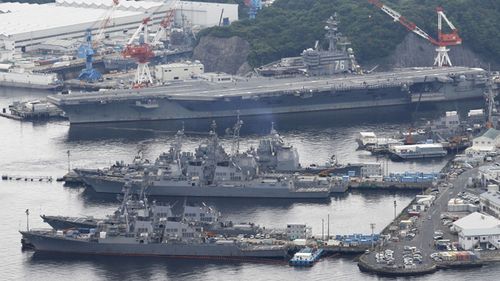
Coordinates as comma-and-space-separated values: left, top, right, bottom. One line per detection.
46, 15, 488, 124
48, 66, 487, 124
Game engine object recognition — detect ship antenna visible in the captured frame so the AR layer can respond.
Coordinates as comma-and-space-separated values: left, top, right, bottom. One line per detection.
231, 112, 243, 156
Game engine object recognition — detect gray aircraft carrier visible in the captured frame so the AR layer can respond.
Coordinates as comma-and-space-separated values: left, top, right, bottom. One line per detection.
48, 66, 487, 124
47, 15, 488, 124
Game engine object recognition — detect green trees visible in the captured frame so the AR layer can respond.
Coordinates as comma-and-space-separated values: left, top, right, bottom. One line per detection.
200, 0, 500, 67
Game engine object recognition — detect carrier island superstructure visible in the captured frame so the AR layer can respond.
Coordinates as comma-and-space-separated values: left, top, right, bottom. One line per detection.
46, 14, 488, 124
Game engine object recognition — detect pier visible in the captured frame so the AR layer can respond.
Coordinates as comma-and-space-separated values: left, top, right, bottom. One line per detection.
2, 175, 54, 182
356, 160, 486, 276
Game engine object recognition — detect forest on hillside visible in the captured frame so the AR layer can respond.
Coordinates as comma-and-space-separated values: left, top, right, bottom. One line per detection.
199, 0, 500, 67
7, 0, 499, 67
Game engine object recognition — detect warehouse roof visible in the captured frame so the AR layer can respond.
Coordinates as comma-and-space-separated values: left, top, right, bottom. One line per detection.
480, 191, 500, 205
479, 128, 500, 140
462, 226, 500, 237
453, 212, 500, 231
0, 3, 142, 37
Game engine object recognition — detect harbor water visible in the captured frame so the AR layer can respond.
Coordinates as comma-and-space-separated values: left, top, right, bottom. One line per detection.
0, 87, 494, 280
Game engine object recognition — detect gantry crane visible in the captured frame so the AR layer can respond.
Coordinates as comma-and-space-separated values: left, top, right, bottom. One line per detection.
368, 0, 462, 67
122, 0, 179, 87
77, 0, 120, 82
122, 17, 155, 87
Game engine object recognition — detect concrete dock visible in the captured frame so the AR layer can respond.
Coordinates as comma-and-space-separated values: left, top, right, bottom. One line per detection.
357, 161, 486, 276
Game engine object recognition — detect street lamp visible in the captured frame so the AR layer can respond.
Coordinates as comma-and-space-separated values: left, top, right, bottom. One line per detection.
370, 223, 376, 250
393, 200, 397, 220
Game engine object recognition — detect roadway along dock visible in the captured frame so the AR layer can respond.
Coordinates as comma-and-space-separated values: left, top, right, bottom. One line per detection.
356, 161, 485, 277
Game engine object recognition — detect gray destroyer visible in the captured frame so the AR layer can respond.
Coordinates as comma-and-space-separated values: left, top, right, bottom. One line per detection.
21, 187, 286, 259
47, 15, 488, 124
78, 123, 338, 199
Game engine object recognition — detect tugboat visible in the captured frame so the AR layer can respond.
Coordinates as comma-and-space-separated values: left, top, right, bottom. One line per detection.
289, 247, 324, 267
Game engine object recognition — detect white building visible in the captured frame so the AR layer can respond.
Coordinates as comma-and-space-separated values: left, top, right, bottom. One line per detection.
453, 212, 500, 250
154, 61, 204, 82
466, 128, 500, 155
0, 0, 238, 51
480, 190, 500, 218
286, 224, 312, 240
447, 198, 479, 213
198, 72, 234, 83
478, 165, 500, 187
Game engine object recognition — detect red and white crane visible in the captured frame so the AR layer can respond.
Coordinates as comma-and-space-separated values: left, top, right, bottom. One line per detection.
122, 17, 155, 87
152, 0, 179, 47
368, 0, 462, 67
122, 0, 179, 87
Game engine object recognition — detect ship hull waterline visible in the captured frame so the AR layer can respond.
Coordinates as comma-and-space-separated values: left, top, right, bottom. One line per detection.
81, 176, 331, 199
20, 232, 287, 260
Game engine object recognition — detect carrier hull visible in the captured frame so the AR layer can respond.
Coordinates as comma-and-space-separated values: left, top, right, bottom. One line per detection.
47, 67, 487, 124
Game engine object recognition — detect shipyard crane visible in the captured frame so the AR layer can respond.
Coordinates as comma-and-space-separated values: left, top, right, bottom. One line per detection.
94, 0, 121, 45
77, 29, 102, 82
77, 0, 120, 82
122, 0, 180, 87
152, 0, 179, 47
368, 0, 462, 67
122, 17, 155, 87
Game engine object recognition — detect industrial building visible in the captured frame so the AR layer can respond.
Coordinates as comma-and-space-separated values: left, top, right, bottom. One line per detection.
286, 224, 312, 240
466, 128, 500, 155
453, 212, 500, 250
480, 189, 500, 219
0, 0, 238, 52
154, 61, 204, 83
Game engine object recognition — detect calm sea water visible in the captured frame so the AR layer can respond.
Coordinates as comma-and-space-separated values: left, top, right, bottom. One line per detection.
0, 87, 493, 281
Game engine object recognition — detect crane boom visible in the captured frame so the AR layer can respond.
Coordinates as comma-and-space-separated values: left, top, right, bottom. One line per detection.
368, 0, 437, 45
436, 7, 462, 46
95, 0, 121, 44
152, 0, 179, 45
368, 0, 462, 67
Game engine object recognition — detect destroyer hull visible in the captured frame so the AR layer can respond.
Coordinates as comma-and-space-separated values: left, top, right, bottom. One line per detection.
48, 67, 487, 124
82, 176, 330, 199
391, 152, 448, 160
21, 232, 286, 259
0, 81, 62, 90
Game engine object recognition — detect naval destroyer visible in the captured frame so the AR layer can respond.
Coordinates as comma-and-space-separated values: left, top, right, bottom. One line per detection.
47, 14, 488, 124
78, 122, 338, 198
21, 185, 286, 259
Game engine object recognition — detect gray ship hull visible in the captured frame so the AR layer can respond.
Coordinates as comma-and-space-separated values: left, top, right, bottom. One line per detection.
0, 81, 62, 90
21, 231, 286, 259
81, 175, 330, 199
47, 67, 487, 124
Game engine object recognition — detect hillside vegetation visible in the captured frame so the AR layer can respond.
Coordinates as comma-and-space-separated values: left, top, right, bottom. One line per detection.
198, 0, 500, 67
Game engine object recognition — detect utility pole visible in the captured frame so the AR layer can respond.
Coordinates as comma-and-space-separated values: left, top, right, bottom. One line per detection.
25, 209, 30, 231
393, 200, 397, 220
321, 218, 324, 241
67, 150, 71, 173
370, 223, 376, 250
327, 214, 330, 241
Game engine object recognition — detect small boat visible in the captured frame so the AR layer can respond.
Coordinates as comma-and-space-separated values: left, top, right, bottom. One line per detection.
289, 247, 323, 267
